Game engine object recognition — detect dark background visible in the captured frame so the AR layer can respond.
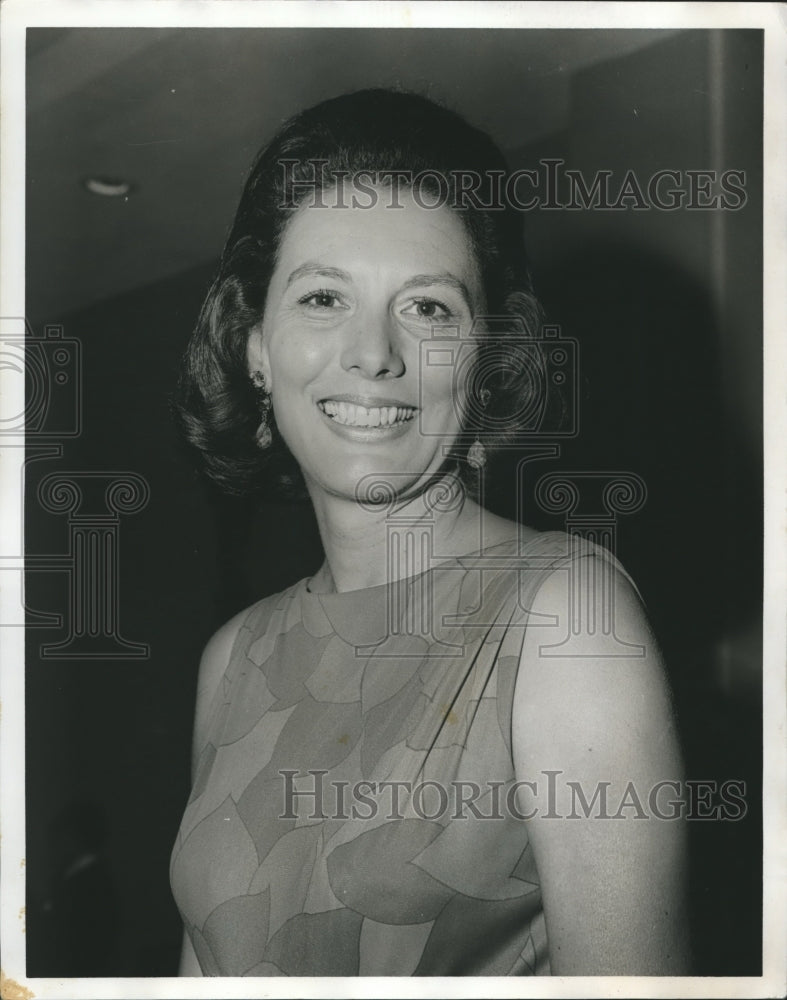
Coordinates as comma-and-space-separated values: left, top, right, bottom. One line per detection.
23, 29, 762, 976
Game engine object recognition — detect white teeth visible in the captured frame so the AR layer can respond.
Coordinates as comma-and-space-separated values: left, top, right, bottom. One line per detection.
319, 400, 416, 427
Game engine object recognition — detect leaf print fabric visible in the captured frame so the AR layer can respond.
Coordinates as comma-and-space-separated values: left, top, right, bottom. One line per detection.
171, 531, 627, 976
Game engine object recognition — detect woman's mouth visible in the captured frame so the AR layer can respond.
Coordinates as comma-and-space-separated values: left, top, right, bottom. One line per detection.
318, 400, 417, 428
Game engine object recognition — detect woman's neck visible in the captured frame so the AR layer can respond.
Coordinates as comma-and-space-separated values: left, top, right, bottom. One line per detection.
305, 473, 519, 593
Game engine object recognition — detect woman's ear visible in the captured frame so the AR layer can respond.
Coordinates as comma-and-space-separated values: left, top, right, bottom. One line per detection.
246, 324, 272, 390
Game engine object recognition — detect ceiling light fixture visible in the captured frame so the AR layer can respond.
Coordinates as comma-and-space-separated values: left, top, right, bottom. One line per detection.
83, 176, 133, 197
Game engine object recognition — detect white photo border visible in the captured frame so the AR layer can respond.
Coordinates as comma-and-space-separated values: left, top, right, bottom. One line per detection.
1, 2, 785, 998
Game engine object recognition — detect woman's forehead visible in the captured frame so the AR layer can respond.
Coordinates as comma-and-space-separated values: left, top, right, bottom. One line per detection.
276, 184, 482, 291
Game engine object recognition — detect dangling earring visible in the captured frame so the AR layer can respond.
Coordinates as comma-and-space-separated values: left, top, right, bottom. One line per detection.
250, 370, 273, 449
467, 387, 491, 469
467, 438, 486, 469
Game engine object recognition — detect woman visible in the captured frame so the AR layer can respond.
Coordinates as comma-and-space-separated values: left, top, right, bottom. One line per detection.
171, 89, 689, 977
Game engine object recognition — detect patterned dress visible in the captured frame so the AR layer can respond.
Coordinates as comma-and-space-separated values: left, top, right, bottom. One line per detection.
170, 530, 628, 976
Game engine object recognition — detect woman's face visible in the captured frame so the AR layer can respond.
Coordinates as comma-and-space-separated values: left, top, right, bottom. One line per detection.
248, 184, 484, 503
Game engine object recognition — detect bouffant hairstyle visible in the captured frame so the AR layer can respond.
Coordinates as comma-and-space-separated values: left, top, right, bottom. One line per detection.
176, 88, 544, 497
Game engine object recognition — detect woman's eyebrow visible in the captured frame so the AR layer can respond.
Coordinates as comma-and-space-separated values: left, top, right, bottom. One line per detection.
286, 263, 351, 287
400, 273, 474, 307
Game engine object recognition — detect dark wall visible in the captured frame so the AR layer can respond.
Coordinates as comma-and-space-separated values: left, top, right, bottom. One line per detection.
521, 33, 763, 972
24, 30, 762, 978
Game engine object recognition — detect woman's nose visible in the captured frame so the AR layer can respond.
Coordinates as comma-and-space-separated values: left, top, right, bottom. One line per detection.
340, 313, 405, 379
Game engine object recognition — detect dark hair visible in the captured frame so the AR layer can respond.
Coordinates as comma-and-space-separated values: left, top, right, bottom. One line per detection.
176, 88, 544, 498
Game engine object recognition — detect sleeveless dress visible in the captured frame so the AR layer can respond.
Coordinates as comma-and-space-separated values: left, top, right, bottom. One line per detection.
170, 530, 632, 976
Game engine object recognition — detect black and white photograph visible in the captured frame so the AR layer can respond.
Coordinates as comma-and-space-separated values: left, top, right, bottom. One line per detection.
1, 2, 784, 997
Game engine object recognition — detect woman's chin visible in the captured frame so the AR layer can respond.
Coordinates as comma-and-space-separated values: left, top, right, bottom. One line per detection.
305, 461, 449, 509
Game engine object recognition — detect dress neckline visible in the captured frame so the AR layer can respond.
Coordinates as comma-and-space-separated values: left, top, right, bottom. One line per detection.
300, 529, 566, 601
295, 530, 572, 651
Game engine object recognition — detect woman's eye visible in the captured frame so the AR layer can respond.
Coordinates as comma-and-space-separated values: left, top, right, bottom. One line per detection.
298, 289, 345, 310
401, 297, 455, 323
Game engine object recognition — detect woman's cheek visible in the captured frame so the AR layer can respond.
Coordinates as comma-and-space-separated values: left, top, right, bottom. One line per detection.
270, 329, 332, 387
424, 366, 463, 422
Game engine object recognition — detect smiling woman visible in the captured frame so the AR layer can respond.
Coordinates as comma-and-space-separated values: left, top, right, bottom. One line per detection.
171, 89, 689, 978
245, 185, 481, 518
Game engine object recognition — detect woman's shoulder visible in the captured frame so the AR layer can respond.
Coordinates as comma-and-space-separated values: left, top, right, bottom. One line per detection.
232, 577, 310, 638
460, 514, 631, 571
191, 579, 308, 759
496, 522, 640, 590
468, 521, 644, 634
205, 577, 305, 657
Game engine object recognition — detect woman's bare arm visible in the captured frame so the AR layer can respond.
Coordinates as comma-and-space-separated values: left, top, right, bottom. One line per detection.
512, 558, 691, 976
189, 608, 249, 776
179, 928, 202, 976
177, 608, 249, 976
